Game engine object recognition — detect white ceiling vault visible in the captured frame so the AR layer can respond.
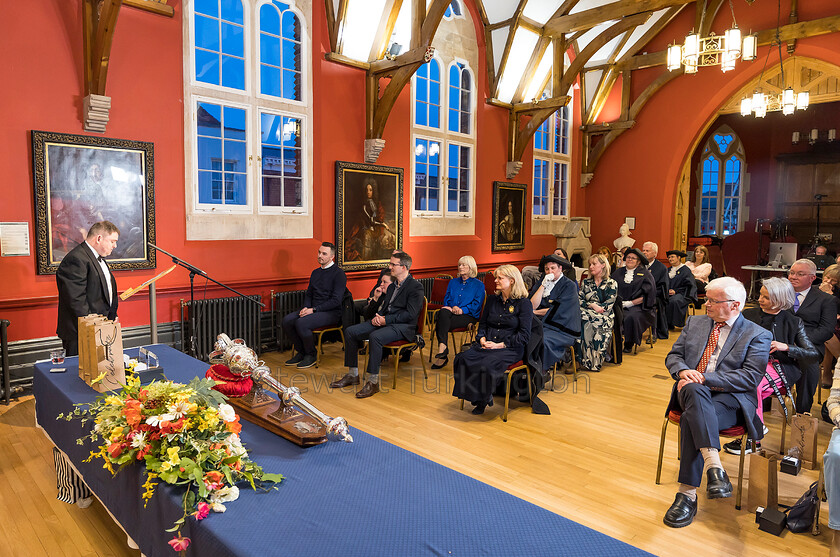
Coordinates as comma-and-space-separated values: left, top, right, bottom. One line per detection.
323, 0, 840, 174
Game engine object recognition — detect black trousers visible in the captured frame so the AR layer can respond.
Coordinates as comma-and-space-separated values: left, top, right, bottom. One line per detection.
60, 334, 79, 357
434, 309, 477, 346
676, 383, 741, 487
795, 358, 822, 414
281, 311, 341, 356
344, 321, 407, 375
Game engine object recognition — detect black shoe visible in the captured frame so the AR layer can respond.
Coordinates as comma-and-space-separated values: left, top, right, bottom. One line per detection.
723, 439, 760, 455
471, 402, 487, 415
622, 346, 632, 354
400, 350, 412, 362
285, 353, 304, 366
296, 354, 317, 369
706, 467, 733, 499
431, 351, 449, 369
663, 493, 697, 528
329, 373, 360, 388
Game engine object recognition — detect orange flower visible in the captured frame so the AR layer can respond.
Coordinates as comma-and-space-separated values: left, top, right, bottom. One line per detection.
226, 417, 242, 434
107, 443, 123, 459
204, 470, 224, 484
123, 399, 142, 427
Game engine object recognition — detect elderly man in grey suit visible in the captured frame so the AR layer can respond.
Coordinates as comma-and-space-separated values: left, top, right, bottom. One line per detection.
662, 277, 771, 528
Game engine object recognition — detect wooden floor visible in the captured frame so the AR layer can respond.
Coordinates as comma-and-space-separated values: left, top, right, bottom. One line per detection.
1, 334, 834, 556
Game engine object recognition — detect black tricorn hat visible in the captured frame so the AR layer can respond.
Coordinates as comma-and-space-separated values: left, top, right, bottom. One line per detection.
623, 248, 649, 266
666, 250, 687, 258
539, 254, 573, 274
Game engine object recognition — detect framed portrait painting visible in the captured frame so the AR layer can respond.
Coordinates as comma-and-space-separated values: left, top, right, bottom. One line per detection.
32, 131, 156, 275
492, 181, 526, 251
335, 161, 403, 271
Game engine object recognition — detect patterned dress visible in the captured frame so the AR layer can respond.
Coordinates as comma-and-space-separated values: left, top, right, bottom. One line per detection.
576, 277, 618, 371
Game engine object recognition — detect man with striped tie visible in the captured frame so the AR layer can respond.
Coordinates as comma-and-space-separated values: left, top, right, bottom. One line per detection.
661, 277, 771, 528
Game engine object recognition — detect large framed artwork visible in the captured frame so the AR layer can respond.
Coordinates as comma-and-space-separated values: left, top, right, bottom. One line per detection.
335, 161, 403, 271
492, 181, 526, 251
32, 131, 156, 275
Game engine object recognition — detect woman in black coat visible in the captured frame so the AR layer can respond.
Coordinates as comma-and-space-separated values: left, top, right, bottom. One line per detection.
452, 264, 533, 415
610, 248, 656, 353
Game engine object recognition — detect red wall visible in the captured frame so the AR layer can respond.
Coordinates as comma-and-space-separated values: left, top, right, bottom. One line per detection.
586, 0, 840, 252
0, 0, 566, 342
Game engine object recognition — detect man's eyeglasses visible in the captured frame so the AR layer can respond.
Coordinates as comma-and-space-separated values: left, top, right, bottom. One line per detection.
705, 298, 735, 305
388, 262, 404, 267
788, 271, 812, 277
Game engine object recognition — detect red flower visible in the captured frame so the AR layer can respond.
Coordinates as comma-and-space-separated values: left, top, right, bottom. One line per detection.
204, 470, 224, 484
107, 443, 124, 459
192, 502, 210, 520
167, 535, 191, 552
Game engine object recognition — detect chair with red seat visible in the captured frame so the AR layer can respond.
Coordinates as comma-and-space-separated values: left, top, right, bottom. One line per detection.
458, 360, 532, 422
364, 297, 428, 389
483, 271, 497, 295
655, 408, 751, 510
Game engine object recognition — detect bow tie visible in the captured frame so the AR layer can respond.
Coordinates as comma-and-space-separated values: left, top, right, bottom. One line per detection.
98, 256, 105, 263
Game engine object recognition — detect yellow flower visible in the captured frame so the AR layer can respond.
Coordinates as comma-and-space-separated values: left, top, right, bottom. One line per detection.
160, 461, 172, 472
166, 447, 181, 465
105, 395, 123, 407
141, 473, 158, 507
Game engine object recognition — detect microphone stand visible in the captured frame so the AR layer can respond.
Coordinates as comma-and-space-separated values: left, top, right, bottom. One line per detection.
812, 194, 828, 254
148, 243, 265, 358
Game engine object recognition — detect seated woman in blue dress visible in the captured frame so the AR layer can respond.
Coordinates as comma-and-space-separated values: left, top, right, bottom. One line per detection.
610, 248, 656, 353
664, 250, 697, 329
431, 255, 486, 369
529, 254, 580, 374
452, 264, 533, 415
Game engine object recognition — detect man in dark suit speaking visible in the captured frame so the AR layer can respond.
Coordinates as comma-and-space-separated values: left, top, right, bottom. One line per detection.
661, 277, 771, 528
331, 250, 424, 399
56, 221, 120, 356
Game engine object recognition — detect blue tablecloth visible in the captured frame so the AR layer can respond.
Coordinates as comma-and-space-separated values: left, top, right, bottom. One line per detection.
35, 345, 650, 557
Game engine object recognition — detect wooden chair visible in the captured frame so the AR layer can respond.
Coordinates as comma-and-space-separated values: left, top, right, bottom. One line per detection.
364, 298, 428, 389
655, 408, 751, 510
448, 297, 486, 357
458, 360, 532, 422
311, 324, 344, 368
548, 345, 577, 391
634, 324, 656, 354
426, 278, 451, 345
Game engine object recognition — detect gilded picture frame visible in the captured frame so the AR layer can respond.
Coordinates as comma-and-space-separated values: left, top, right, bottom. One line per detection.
492, 181, 526, 251
32, 130, 156, 275
336, 161, 403, 271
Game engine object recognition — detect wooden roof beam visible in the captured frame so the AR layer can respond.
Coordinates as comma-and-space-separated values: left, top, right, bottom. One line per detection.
123, 0, 173, 17
544, 0, 691, 36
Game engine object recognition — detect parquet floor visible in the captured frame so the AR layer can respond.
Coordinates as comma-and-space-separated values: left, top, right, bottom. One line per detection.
0, 333, 834, 556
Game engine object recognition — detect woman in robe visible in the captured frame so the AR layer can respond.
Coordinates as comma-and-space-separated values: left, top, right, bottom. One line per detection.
665, 250, 697, 329
530, 254, 580, 373
431, 255, 485, 369
577, 253, 617, 371
452, 265, 532, 415
610, 248, 656, 353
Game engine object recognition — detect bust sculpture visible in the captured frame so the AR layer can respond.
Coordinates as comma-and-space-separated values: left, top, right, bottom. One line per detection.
613, 223, 635, 251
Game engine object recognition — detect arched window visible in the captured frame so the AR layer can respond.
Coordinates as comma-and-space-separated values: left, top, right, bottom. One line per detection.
443, 0, 462, 19
448, 62, 471, 134
186, 0, 312, 239
259, 2, 302, 100
415, 58, 441, 129
194, 0, 246, 90
696, 127, 745, 236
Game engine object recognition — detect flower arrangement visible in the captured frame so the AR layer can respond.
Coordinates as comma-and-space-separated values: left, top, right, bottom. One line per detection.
60, 375, 283, 553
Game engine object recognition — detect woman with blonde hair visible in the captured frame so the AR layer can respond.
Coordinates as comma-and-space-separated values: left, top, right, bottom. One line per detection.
452, 265, 533, 415
431, 255, 485, 369
577, 254, 618, 371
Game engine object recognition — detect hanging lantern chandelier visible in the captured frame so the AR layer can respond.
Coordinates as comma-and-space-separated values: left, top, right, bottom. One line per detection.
667, 1, 757, 74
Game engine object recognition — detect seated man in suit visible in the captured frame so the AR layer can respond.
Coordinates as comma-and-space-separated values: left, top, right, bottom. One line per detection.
56, 220, 120, 356
529, 254, 581, 375
642, 241, 670, 340
662, 277, 771, 528
282, 242, 347, 369
331, 251, 424, 398
787, 258, 836, 413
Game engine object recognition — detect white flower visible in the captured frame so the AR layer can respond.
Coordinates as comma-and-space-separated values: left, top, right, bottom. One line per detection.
168, 400, 191, 420
145, 413, 176, 427
223, 434, 247, 457
130, 431, 147, 449
218, 403, 236, 423
210, 502, 226, 513
210, 485, 240, 504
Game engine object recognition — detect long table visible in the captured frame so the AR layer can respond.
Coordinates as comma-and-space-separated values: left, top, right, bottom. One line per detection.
35, 345, 650, 557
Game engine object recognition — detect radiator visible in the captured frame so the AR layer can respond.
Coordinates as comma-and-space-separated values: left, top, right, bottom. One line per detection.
1, 319, 9, 404
271, 289, 306, 351
417, 277, 434, 301
181, 296, 262, 361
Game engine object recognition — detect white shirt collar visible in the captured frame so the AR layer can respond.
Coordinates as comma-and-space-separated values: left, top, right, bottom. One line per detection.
796, 287, 810, 300
85, 241, 101, 261
321, 260, 335, 269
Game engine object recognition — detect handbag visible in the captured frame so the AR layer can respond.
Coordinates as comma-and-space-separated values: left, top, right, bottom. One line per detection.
780, 481, 819, 533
